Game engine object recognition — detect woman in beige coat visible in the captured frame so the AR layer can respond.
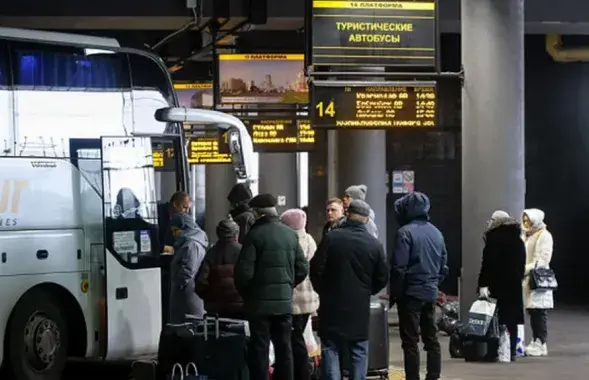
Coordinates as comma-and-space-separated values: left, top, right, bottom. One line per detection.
521, 208, 554, 357
281, 208, 319, 380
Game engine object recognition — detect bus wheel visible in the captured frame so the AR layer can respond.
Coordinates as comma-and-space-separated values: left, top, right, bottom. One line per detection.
7, 289, 68, 380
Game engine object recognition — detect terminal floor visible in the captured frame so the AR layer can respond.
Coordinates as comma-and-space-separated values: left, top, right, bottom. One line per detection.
63, 307, 589, 380
388, 307, 589, 380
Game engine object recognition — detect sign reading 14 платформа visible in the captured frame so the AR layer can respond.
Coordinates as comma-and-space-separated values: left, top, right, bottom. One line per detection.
310, 1, 436, 67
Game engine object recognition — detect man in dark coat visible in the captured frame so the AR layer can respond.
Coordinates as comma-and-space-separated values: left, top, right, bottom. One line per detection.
234, 193, 309, 380
310, 199, 388, 380
227, 182, 256, 244
195, 219, 244, 319
168, 213, 209, 323
321, 197, 346, 239
390, 192, 448, 380
478, 210, 526, 361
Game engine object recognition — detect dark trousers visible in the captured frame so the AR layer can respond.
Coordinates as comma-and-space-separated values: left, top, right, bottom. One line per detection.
528, 309, 548, 343
292, 314, 311, 380
397, 297, 441, 380
248, 314, 293, 380
497, 305, 519, 358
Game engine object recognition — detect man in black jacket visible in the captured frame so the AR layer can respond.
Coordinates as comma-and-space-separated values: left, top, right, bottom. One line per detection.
227, 183, 256, 244
310, 200, 388, 380
390, 192, 448, 380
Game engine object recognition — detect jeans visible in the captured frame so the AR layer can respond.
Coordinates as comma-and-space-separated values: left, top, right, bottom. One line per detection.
528, 309, 548, 343
397, 297, 441, 380
248, 314, 293, 380
321, 337, 368, 380
292, 314, 311, 380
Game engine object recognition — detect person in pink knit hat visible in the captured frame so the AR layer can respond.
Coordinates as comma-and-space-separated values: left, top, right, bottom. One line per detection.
280, 208, 319, 380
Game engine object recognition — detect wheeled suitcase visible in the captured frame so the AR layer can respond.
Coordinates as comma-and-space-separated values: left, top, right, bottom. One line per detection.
158, 315, 249, 380
367, 301, 389, 379
131, 359, 157, 380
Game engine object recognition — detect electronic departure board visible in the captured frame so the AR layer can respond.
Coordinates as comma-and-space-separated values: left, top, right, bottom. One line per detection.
187, 134, 232, 164
242, 119, 316, 153
152, 141, 175, 171
311, 1, 436, 67
311, 81, 436, 129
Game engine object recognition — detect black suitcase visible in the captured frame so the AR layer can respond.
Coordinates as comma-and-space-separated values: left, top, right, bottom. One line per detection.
131, 359, 157, 380
367, 301, 389, 379
158, 315, 249, 380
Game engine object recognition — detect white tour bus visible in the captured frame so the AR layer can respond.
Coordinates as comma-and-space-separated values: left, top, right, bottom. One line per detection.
0, 27, 255, 380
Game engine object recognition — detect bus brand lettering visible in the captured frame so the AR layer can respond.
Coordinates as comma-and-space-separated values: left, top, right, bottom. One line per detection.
0, 179, 29, 227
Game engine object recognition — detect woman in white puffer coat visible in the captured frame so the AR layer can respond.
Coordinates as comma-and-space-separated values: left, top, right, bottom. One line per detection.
280, 208, 319, 380
521, 208, 554, 357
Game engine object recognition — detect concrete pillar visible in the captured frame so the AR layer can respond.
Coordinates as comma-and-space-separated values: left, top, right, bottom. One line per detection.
258, 152, 298, 215
307, 129, 328, 241
205, 164, 236, 243
460, 0, 525, 319
337, 129, 387, 251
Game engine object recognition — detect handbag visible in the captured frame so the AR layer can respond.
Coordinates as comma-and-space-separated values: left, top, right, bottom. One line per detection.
530, 263, 558, 290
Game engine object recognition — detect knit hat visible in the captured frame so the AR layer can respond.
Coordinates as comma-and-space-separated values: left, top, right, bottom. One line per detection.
216, 219, 240, 239
490, 210, 509, 220
227, 183, 253, 205
170, 212, 198, 231
249, 193, 277, 209
348, 199, 371, 217
345, 184, 368, 201
280, 208, 307, 231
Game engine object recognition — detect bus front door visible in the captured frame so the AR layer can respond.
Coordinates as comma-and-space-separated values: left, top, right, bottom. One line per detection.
100, 136, 162, 359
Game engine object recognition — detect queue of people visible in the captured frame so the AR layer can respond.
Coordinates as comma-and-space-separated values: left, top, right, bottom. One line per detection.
163, 182, 555, 380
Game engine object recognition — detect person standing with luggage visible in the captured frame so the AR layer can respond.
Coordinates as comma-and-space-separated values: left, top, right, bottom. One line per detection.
310, 200, 388, 380
235, 194, 309, 380
194, 219, 245, 319
390, 192, 448, 380
478, 210, 526, 361
280, 208, 320, 380
521, 208, 554, 357
168, 213, 209, 323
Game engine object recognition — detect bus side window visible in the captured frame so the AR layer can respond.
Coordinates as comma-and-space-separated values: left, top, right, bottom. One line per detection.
0, 41, 10, 155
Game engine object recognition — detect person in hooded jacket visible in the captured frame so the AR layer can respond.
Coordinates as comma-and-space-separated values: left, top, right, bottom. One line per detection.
311, 199, 388, 380
343, 184, 378, 238
390, 192, 448, 380
280, 208, 320, 380
168, 213, 209, 323
521, 208, 554, 357
227, 183, 256, 244
478, 210, 525, 361
195, 219, 245, 319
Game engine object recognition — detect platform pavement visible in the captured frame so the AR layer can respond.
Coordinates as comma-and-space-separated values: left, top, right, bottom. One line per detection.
386, 307, 589, 380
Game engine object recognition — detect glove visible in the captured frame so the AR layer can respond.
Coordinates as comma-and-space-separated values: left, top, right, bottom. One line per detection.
479, 287, 490, 299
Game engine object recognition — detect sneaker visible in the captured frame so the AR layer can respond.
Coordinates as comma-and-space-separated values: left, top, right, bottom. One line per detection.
526, 341, 548, 357
525, 339, 540, 353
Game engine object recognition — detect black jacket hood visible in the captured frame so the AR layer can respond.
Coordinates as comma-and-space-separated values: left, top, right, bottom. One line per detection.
227, 183, 253, 205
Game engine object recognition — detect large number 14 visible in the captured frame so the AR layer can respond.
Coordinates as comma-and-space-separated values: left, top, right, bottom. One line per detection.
316, 101, 336, 118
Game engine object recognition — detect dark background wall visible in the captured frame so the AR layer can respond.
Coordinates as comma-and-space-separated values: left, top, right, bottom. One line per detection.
386, 34, 589, 303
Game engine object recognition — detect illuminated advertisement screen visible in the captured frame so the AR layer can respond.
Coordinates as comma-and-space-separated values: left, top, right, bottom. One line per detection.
218, 54, 309, 104
186, 133, 232, 164
311, 0, 436, 67
174, 82, 214, 108
311, 81, 436, 129
242, 119, 315, 153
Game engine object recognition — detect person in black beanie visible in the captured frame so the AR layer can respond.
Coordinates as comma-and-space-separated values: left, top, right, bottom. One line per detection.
235, 193, 309, 380
227, 182, 256, 244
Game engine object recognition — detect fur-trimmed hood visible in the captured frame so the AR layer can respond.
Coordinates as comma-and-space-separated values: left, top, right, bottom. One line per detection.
486, 216, 519, 233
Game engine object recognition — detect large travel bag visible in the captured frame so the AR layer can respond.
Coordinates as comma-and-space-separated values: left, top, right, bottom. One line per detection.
367, 301, 389, 379
340, 301, 389, 379
158, 315, 249, 380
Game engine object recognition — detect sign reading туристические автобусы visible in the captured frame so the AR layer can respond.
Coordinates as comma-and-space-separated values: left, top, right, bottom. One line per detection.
311, 1, 436, 67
